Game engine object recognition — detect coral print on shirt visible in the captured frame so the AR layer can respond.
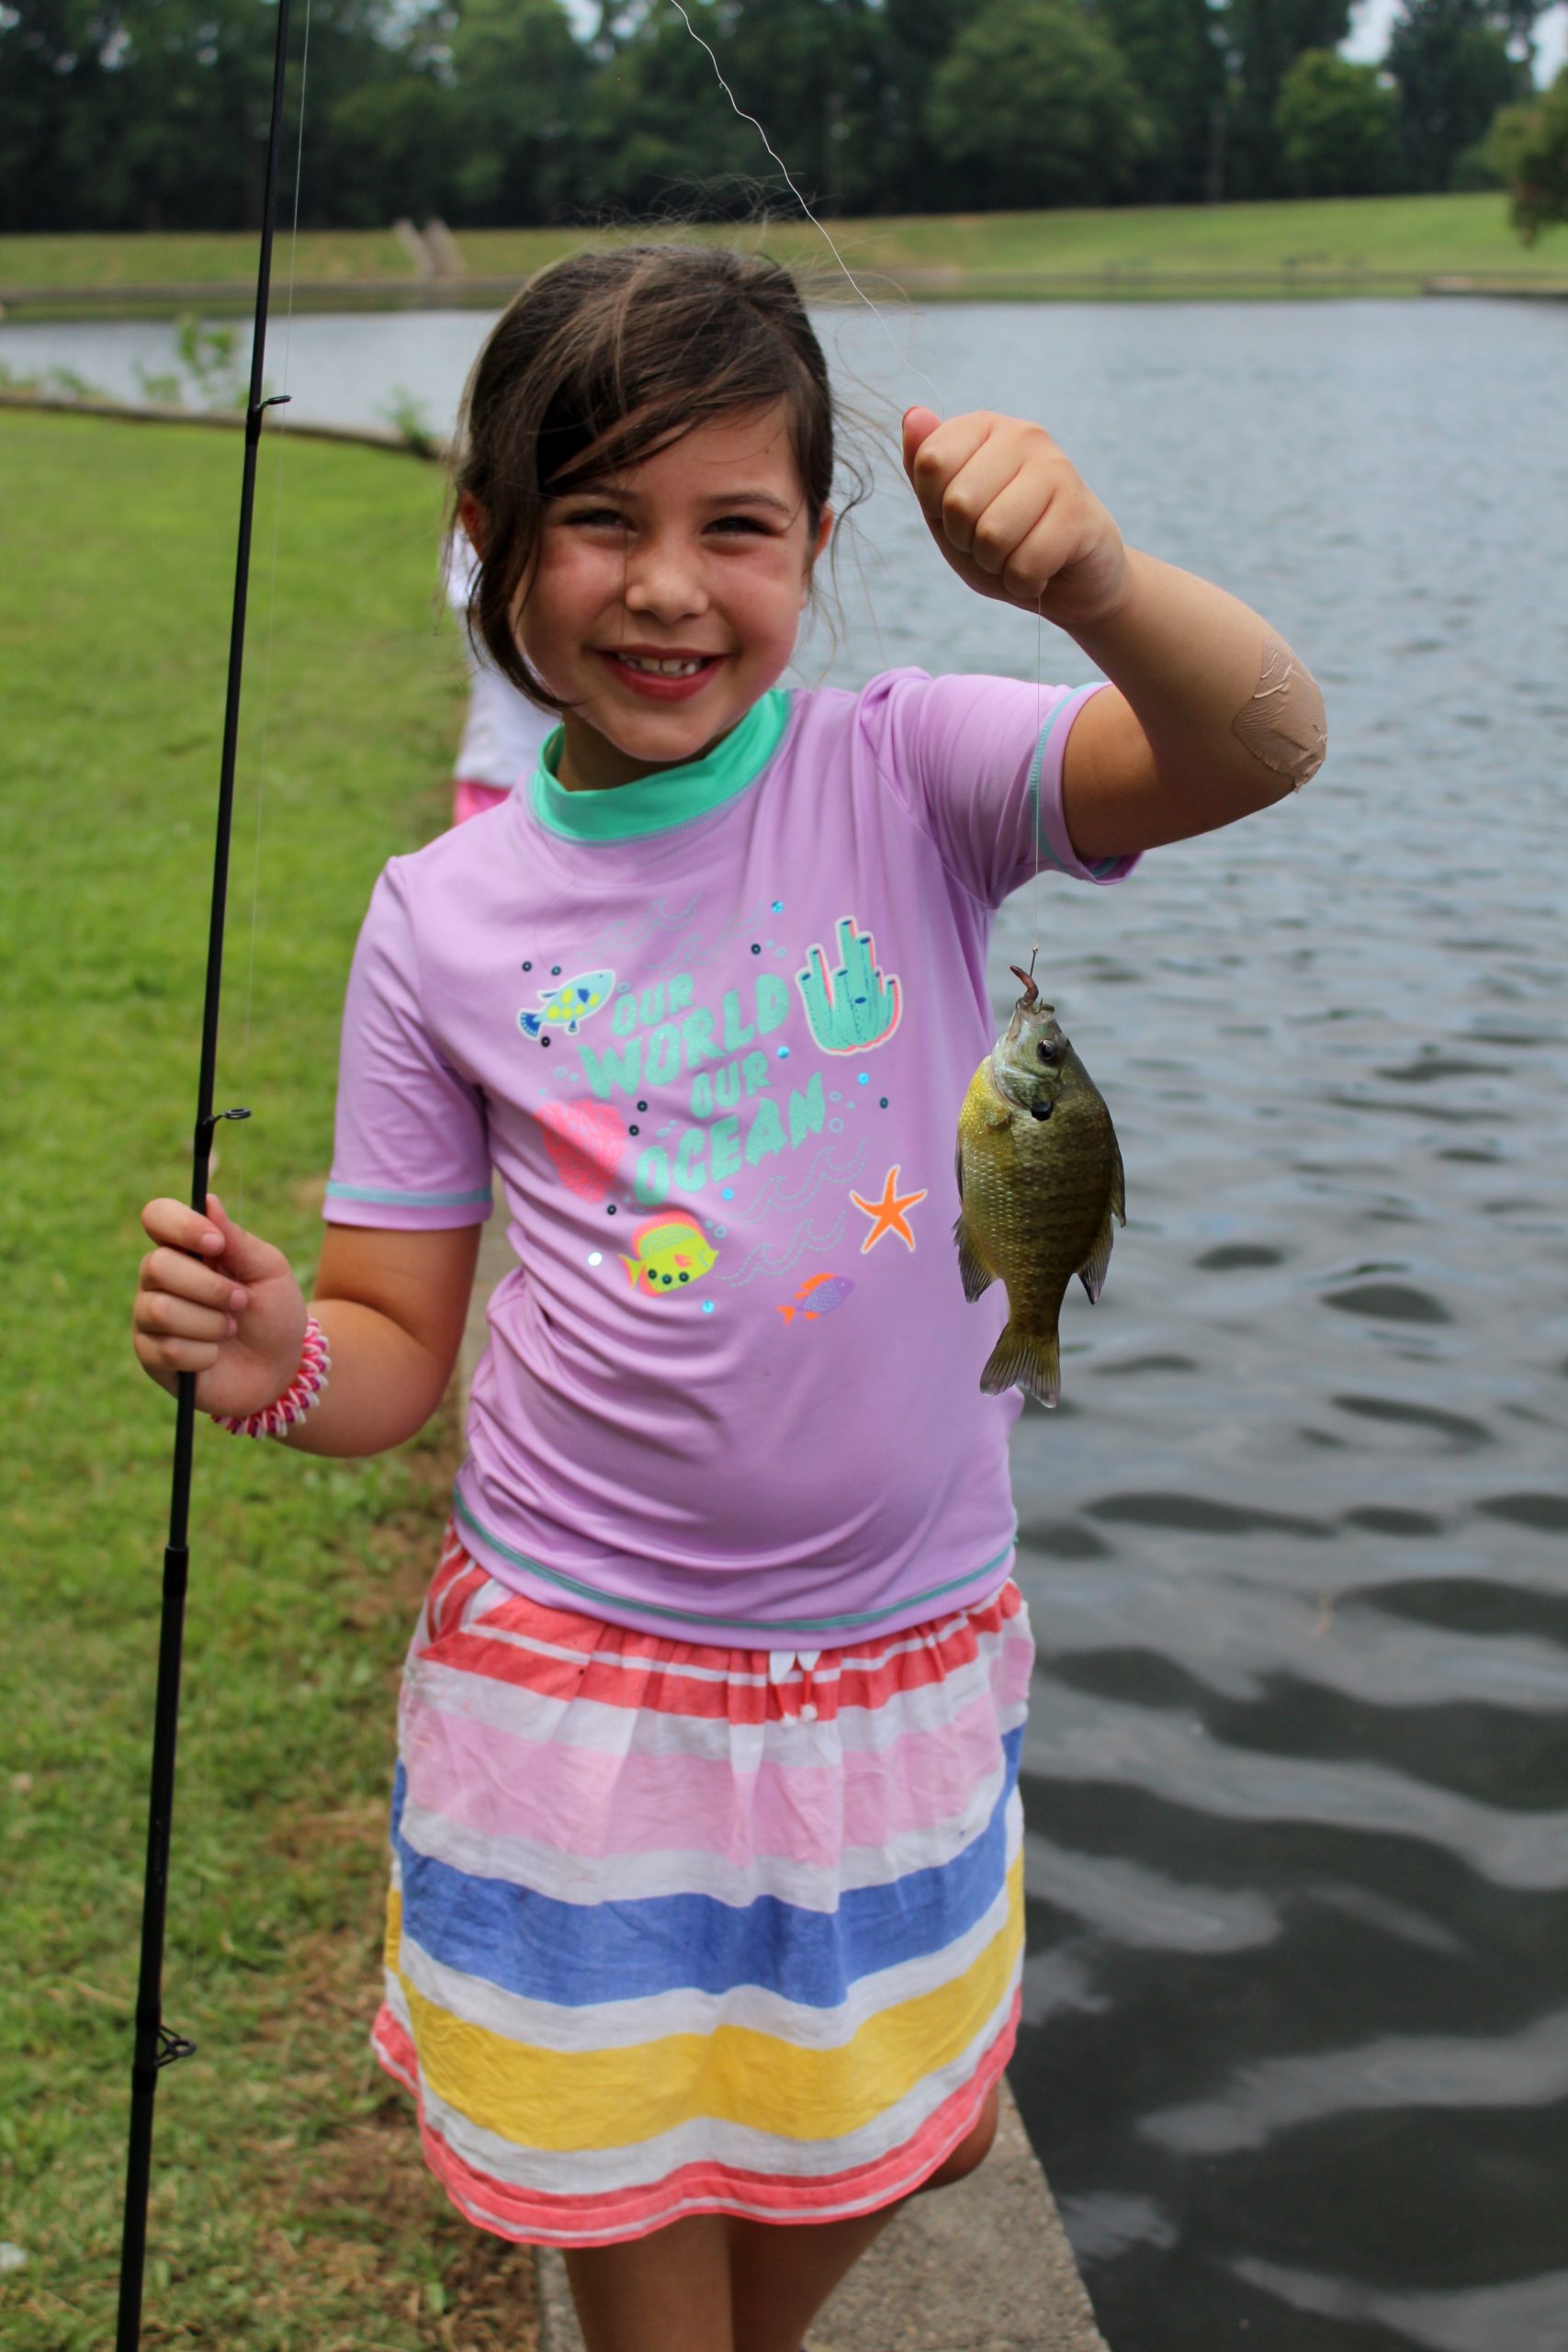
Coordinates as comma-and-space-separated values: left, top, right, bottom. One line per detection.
324, 668, 1134, 1645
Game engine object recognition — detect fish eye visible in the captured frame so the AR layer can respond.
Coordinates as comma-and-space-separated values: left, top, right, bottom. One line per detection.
1036, 1042, 1058, 1063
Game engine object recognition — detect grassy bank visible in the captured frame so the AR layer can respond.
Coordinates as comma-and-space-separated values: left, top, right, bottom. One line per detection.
3, 192, 1563, 315
0, 413, 537, 2349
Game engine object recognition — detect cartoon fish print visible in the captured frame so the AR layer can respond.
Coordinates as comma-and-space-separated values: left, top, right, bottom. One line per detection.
776, 1272, 855, 1326
519, 968, 615, 1038
621, 1213, 719, 1297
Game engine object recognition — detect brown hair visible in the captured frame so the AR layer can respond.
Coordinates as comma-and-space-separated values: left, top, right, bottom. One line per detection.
452, 243, 845, 707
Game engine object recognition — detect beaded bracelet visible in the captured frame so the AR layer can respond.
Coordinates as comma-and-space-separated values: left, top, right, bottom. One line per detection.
211, 1316, 332, 1439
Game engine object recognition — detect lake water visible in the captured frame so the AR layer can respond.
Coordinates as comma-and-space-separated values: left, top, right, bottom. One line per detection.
11, 296, 1566, 2351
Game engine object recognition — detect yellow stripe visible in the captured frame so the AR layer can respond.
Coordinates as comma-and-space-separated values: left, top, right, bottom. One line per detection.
386, 1853, 1024, 2154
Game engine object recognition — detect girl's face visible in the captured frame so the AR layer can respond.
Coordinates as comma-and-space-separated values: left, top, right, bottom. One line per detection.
516, 401, 830, 791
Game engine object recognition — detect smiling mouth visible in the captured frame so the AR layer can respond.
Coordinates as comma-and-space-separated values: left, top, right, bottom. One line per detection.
603, 649, 722, 675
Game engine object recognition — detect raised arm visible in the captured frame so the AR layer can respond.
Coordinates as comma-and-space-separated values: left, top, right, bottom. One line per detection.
901, 406, 1325, 862
133, 1192, 480, 1458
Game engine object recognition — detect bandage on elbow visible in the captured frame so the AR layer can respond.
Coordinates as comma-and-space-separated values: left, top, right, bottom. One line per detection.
1231, 635, 1326, 789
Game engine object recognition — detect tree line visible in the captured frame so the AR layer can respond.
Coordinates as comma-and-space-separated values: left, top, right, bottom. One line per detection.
1, 0, 1562, 235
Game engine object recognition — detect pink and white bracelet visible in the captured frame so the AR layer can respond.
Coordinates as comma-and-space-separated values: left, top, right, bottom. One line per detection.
212, 1316, 332, 1439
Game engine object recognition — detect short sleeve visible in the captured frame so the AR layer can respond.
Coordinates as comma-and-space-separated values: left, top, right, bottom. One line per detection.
858, 669, 1138, 910
324, 863, 492, 1229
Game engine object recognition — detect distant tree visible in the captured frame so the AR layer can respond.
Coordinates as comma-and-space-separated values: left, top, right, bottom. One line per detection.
326, 79, 456, 229
881, 0, 987, 209
0, 0, 457, 233
925, 0, 1149, 209
1217, 0, 1354, 197
1492, 62, 1568, 239
443, 0, 590, 225
577, 0, 887, 220
1274, 50, 1400, 193
1384, 0, 1527, 190
1096, 0, 1227, 204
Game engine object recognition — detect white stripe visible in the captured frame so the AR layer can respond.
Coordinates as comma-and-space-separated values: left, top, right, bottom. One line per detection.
405, 1631, 1032, 1769
397, 1758, 1014, 1913
393, 1837, 1020, 2056
385, 1972, 1020, 2198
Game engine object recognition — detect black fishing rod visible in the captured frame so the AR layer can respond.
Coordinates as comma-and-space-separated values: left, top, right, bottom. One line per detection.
116, 3, 295, 2343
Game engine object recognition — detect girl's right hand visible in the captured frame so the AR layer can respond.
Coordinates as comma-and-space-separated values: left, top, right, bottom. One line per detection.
133, 1192, 308, 1419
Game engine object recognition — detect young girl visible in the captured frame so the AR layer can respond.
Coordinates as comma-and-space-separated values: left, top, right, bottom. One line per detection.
132, 245, 1324, 2352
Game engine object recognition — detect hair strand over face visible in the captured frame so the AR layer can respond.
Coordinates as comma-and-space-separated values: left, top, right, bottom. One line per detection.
452, 243, 844, 710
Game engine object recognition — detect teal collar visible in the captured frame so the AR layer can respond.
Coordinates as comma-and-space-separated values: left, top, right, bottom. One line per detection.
529, 689, 792, 843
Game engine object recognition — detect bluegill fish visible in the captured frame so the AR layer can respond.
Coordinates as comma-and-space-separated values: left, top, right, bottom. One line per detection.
954, 965, 1124, 1407
520, 967, 615, 1037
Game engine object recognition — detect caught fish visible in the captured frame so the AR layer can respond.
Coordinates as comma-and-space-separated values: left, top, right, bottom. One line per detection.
954, 964, 1124, 1407
519, 967, 615, 1037
777, 1272, 854, 1325
621, 1212, 718, 1296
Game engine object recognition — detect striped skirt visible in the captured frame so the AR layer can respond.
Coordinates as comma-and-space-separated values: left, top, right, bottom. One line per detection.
372, 1525, 1035, 2246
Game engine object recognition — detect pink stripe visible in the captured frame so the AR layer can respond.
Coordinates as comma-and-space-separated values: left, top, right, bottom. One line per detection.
403, 1680, 1018, 1870
372, 1987, 1021, 2245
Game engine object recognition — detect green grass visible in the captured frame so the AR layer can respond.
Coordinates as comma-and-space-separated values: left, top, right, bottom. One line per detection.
460, 190, 1566, 288
0, 414, 537, 2349
0, 229, 415, 288
3, 193, 1562, 312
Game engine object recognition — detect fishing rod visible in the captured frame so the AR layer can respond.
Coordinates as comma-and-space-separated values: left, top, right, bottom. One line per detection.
116, 2, 295, 2343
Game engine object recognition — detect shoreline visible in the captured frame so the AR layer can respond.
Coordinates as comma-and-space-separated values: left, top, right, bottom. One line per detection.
6, 267, 1566, 321
5, 196, 1565, 319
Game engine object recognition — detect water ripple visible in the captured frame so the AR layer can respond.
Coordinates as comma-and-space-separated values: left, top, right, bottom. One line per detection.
1229, 2260, 1568, 2352
1144, 2010, 1568, 2154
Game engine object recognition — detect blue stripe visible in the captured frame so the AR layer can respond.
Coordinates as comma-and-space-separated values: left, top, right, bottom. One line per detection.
327, 1182, 492, 1208
1026, 684, 1133, 884
1026, 694, 1076, 874
451, 1490, 1015, 1637
393, 1725, 1021, 2011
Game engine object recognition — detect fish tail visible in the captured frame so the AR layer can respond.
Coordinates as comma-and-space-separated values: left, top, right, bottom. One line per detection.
620, 1257, 641, 1288
777, 1305, 795, 1324
980, 1320, 1060, 1408
520, 1012, 543, 1037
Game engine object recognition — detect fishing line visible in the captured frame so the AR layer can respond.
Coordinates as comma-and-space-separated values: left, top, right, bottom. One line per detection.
234, 0, 313, 1232
662, 0, 939, 412
664, 0, 1051, 998
179, 0, 314, 2156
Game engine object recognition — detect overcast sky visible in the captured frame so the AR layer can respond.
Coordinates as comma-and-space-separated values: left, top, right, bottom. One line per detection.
1343, 0, 1567, 80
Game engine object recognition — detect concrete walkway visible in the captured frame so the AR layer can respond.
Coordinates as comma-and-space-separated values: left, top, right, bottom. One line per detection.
536, 2085, 1107, 2352
463, 1219, 1110, 2352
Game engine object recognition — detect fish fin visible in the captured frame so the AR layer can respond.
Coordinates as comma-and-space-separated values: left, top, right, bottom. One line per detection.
777, 1305, 795, 1324
980, 1320, 1060, 1408
1078, 1207, 1118, 1305
520, 1012, 543, 1037
953, 1213, 994, 1304
1110, 1131, 1126, 1225
954, 1141, 964, 1202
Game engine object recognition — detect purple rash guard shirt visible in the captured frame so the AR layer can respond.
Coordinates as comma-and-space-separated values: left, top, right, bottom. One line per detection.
325, 668, 1134, 1645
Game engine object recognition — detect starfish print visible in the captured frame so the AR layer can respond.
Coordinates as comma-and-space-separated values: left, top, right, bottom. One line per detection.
850, 1164, 928, 1255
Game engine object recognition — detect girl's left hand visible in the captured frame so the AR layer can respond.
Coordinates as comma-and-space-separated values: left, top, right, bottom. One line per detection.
902, 407, 1128, 631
